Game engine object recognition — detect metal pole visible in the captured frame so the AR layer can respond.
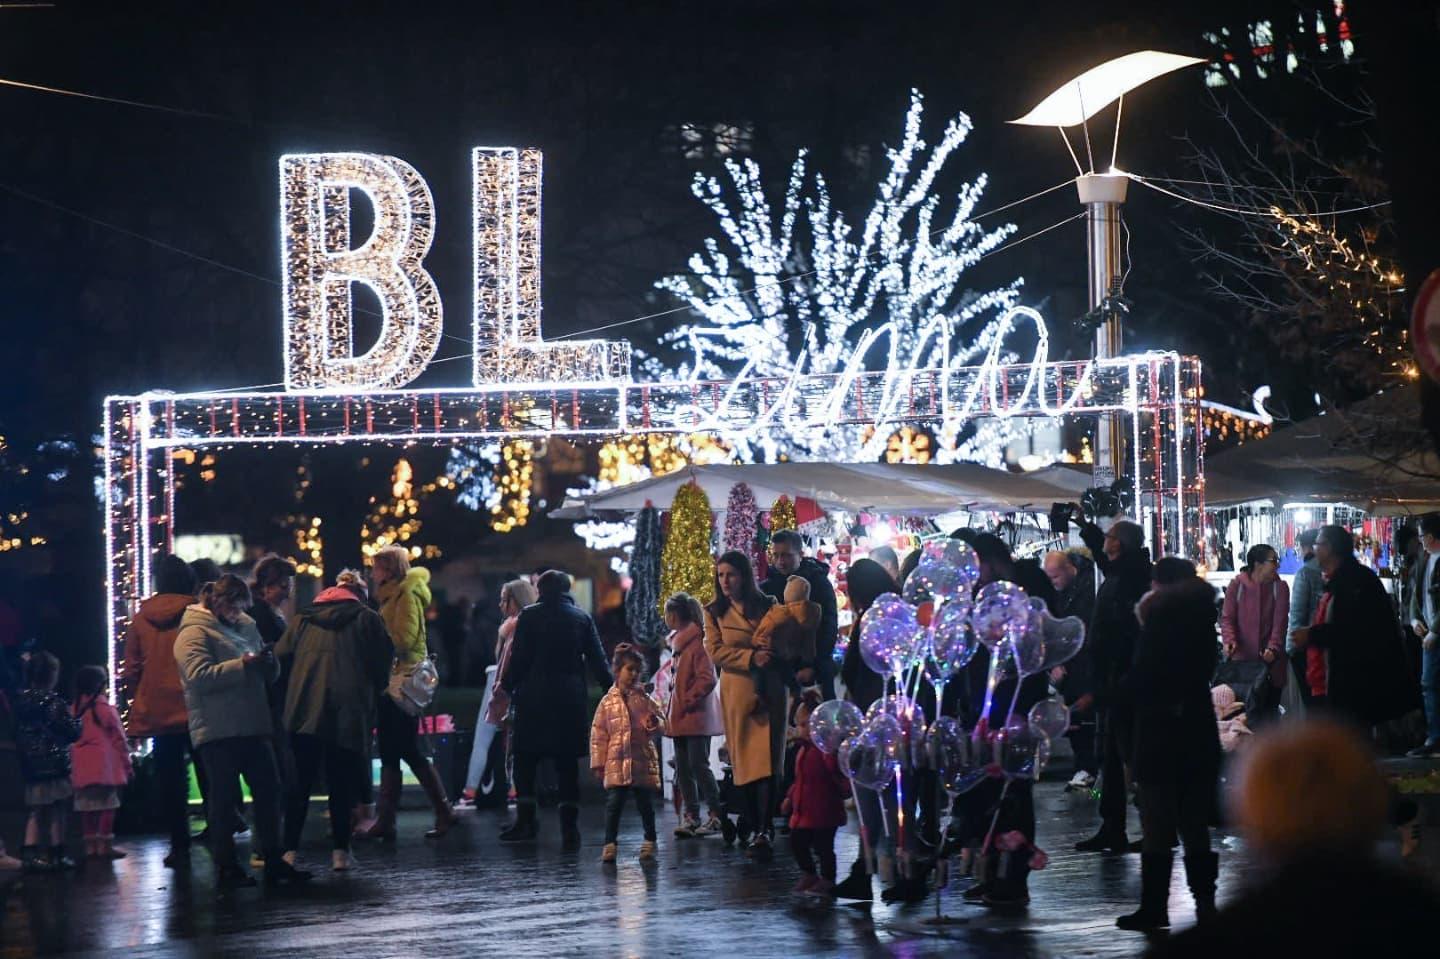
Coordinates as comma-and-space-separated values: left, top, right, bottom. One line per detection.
1077, 173, 1128, 488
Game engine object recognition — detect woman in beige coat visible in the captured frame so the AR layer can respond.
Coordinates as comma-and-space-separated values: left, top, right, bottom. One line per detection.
704, 550, 779, 854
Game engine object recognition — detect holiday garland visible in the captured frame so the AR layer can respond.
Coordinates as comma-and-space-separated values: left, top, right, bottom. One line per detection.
659, 479, 715, 612
769, 494, 798, 534
722, 481, 761, 571
625, 505, 665, 647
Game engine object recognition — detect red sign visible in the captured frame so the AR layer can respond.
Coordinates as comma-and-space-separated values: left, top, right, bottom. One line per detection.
1411, 268, 1440, 383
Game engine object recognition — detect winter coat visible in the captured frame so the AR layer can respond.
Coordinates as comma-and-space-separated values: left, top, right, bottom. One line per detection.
1079, 522, 1153, 689
1305, 557, 1419, 727
71, 694, 132, 789
761, 557, 839, 676
665, 622, 723, 738
377, 567, 432, 667
704, 596, 783, 786
1222, 571, 1290, 687
1106, 577, 1221, 785
753, 599, 820, 665
785, 739, 848, 830
1287, 557, 1324, 649
1053, 558, 1097, 625
119, 592, 193, 738
174, 605, 277, 748
589, 684, 664, 790
14, 688, 81, 783
503, 592, 612, 757
275, 589, 394, 756
483, 614, 518, 727
250, 599, 289, 726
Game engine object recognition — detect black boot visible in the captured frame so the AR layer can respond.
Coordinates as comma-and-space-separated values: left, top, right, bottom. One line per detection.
48, 845, 76, 871
1184, 850, 1219, 924
832, 858, 874, 902
499, 800, 538, 842
1116, 852, 1173, 931
21, 845, 49, 873
263, 856, 314, 886
1075, 825, 1130, 853
559, 803, 581, 850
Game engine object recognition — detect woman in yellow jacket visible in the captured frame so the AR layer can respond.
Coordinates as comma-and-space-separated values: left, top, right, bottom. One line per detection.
354, 546, 457, 841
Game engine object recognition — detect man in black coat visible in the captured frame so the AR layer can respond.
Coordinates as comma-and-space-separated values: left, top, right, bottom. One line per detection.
1072, 515, 1152, 852
1045, 549, 1099, 787
1292, 525, 1419, 732
499, 569, 612, 847
760, 530, 839, 699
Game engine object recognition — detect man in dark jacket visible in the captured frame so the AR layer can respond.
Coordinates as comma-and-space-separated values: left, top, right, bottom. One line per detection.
1292, 525, 1419, 732
760, 530, 839, 699
1073, 515, 1152, 852
499, 569, 612, 847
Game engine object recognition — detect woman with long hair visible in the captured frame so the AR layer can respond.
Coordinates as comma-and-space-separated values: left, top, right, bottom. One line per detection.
703, 550, 779, 854
461, 578, 538, 805
1221, 544, 1290, 701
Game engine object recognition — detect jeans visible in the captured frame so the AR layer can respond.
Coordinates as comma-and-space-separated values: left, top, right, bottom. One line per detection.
604, 786, 657, 843
791, 826, 838, 880
285, 734, 360, 852
197, 736, 281, 869
1068, 721, 1097, 776
513, 752, 579, 806
1097, 706, 1134, 834
150, 733, 199, 851
1422, 641, 1440, 745
672, 735, 721, 819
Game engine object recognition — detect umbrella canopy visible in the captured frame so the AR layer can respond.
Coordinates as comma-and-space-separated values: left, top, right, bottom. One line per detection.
551, 462, 1091, 519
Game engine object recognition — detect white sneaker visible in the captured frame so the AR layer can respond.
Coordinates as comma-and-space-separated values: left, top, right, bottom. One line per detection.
1068, 771, 1095, 790
332, 850, 356, 872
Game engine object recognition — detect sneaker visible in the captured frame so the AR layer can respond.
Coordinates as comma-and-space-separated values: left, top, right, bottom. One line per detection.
332, 850, 357, 872
692, 815, 724, 838
638, 840, 657, 862
792, 874, 820, 894
674, 817, 700, 839
1406, 740, 1440, 758
600, 842, 618, 864
747, 834, 772, 858
1067, 770, 1096, 790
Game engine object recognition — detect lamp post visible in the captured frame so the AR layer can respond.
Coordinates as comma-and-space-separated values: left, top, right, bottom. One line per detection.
1011, 51, 1203, 488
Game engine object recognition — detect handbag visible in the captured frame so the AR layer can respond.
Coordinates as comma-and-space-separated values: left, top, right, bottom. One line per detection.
387, 656, 440, 717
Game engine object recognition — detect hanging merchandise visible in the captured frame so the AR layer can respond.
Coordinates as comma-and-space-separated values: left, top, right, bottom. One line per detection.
659, 479, 715, 610
769, 494, 798, 535
722, 482, 762, 572
626, 505, 665, 647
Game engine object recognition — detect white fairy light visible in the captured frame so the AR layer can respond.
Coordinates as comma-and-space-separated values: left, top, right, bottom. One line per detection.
280, 153, 443, 391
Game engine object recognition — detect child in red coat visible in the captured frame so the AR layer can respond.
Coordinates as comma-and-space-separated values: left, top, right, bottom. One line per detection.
781, 692, 849, 896
71, 666, 133, 859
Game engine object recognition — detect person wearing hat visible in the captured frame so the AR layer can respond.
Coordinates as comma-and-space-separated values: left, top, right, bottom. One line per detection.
1067, 510, 1152, 854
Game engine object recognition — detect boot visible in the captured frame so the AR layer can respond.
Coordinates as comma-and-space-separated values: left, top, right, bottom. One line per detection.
1076, 824, 1130, 853
559, 803, 581, 849
499, 800, 538, 842
354, 768, 400, 841
961, 851, 991, 902
417, 763, 457, 839
21, 845, 50, 873
48, 845, 77, 871
1183, 850, 1219, 924
1116, 852, 1173, 931
832, 857, 874, 902
263, 855, 314, 886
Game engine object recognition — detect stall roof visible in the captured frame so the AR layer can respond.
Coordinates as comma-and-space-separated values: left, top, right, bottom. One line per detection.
551, 462, 1093, 518
1204, 387, 1440, 516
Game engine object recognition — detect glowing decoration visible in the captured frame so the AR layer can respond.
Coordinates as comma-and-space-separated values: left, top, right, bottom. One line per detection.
280, 153, 443, 391
292, 517, 324, 578
361, 457, 430, 562
490, 439, 534, 533
885, 426, 932, 465
471, 147, 631, 386
1008, 51, 1205, 128
769, 494, 797, 535
858, 593, 923, 675
810, 699, 864, 755
658, 479, 714, 612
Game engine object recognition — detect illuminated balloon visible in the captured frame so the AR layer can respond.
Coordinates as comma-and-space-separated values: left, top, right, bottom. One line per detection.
810, 699, 864, 755
928, 596, 978, 676
971, 581, 1033, 649
1038, 614, 1087, 671
1009, 606, 1047, 676
859, 593, 923, 675
863, 712, 905, 765
922, 539, 981, 593
1027, 697, 1071, 740
841, 726, 895, 791
994, 716, 1048, 781
903, 540, 980, 608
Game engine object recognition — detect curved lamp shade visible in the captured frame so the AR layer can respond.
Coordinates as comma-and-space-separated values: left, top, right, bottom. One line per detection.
1010, 51, 1205, 127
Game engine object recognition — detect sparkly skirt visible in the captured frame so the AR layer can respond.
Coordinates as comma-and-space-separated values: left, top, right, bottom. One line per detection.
25, 778, 74, 807
74, 785, 122, 812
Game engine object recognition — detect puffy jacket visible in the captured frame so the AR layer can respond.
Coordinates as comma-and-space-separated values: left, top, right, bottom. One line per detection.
72, 695, 132, 789
785, 740, 848, 830
589, 685, 663, 790
14, 689, 81, 783
275, 589, 394, 755
119, 593, 193, 737
665, 622, 723, 738
761, 557, 839, 675
753, 600, 821, 666
377, 567, 431, 667
174, 605, 276, 747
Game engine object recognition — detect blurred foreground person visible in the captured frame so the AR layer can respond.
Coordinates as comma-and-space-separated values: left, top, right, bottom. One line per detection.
1150, 720, 1440, 957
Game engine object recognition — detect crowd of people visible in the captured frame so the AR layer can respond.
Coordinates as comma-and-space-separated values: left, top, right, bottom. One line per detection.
2, 510, 1438, 946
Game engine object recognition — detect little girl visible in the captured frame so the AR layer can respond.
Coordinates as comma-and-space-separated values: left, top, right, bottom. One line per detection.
71, 665, 133, 859
661, 593, 726, 839
14, 651, 82, 871
781, 691, 849, 897
590, 643, 665, 863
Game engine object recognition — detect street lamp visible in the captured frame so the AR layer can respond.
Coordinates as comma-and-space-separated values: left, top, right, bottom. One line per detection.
1011, 51, 1204, 489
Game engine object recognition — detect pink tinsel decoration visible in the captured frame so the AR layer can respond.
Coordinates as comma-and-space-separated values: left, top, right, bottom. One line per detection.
722, 481, 762, 571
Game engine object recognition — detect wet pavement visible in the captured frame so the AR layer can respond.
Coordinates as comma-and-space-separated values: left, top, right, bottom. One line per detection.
0, 771, 1431, 959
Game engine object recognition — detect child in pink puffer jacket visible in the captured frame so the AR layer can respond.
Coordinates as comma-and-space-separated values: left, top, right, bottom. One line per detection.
71, 665, 133, 859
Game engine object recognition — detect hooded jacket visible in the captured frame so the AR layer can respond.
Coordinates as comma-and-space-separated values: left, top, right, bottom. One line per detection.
72, 694, 132, 789
665, 622, 723, 738
377, 567, 432, 667
275, 589, 394, 755
119, 592, 193, 737
173, 605, 276, 747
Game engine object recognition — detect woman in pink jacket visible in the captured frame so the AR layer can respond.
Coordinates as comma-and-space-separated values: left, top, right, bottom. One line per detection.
662, 593, 725, 839
1222, 545, 1291, 689
71, 666, 133, 860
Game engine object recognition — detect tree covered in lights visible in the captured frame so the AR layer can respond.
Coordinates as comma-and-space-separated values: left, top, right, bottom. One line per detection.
650, 89, 1029, 466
